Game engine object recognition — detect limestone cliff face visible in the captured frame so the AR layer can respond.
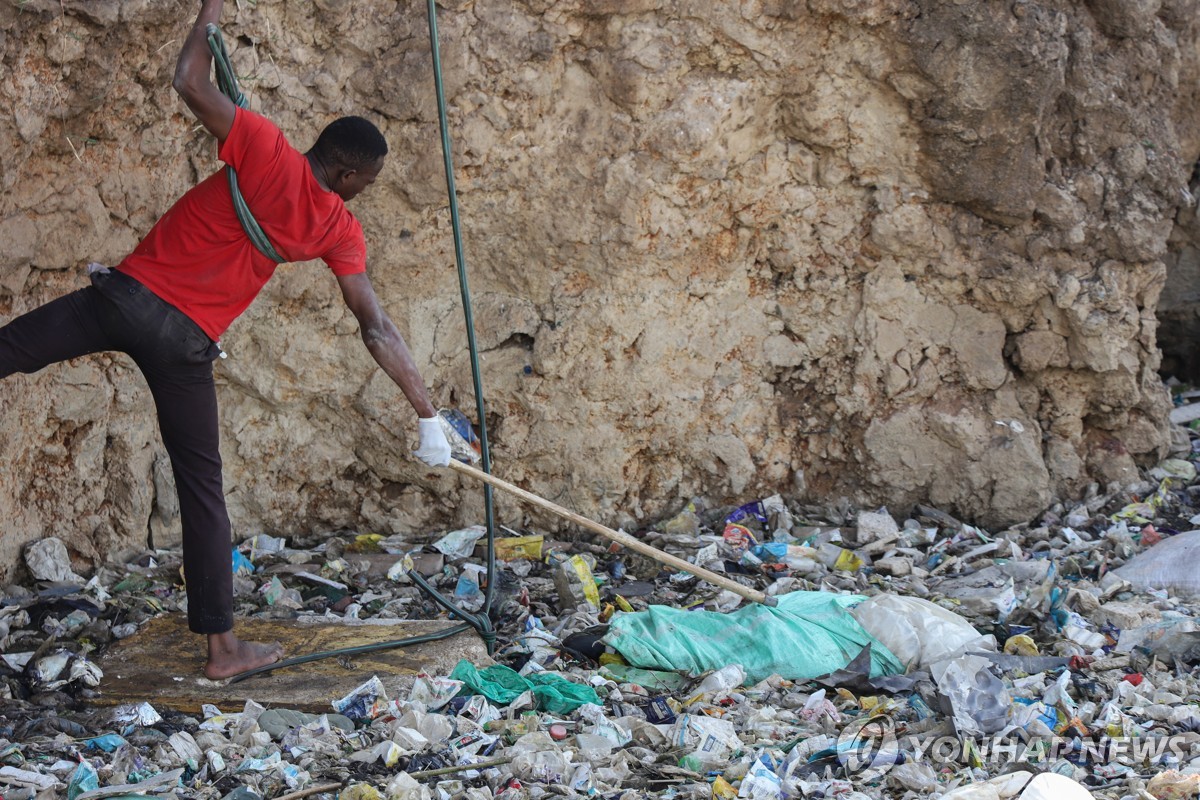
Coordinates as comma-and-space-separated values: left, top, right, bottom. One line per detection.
1, 0, 1197, 577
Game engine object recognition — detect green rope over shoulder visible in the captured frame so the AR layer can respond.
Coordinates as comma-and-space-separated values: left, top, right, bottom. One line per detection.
205, 23, 285, 264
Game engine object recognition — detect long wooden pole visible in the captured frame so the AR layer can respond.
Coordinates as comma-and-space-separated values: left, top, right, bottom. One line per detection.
447, 460, 776, 606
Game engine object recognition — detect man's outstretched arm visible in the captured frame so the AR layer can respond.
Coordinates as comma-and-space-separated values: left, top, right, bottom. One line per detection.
173, 0, 236, 143
337, 272, 451, 466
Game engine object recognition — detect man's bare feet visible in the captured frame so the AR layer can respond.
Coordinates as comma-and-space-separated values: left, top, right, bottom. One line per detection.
205, 630, 284, 680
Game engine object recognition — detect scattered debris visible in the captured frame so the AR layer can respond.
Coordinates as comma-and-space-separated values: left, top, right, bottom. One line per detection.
5, 458, 1200, 799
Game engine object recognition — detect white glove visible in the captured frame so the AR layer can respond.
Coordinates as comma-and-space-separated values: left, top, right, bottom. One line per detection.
415, 417, 452, 467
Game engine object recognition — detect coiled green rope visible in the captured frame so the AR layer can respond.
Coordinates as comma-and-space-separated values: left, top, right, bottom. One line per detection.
206, 24, 285, 264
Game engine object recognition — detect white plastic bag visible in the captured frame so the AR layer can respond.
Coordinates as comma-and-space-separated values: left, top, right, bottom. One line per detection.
669, 714, 743, 769
850, 595, 992, 671
1114, 530, 1200, 596
938, 771, 1031, 799
1019, 773, 1095, 800
24, 537, 84, 583
932, 655, 1011, 736
385, 772, 432, 800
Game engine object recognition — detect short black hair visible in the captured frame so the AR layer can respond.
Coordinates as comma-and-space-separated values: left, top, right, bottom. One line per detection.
313, 116, 388, 171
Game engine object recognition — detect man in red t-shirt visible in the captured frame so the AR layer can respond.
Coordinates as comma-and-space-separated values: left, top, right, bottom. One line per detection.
0, 0, 451, 679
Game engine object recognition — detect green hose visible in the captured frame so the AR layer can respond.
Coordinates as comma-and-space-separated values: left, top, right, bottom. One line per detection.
205, 24, 286, 264
406, 0, 500, 649
227, 623, 472, 684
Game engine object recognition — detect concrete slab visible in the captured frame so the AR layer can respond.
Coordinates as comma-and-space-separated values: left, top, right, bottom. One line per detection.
95, 615, 491, 714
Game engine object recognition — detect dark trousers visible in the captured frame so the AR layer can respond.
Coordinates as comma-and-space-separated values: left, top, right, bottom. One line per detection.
0, 270, 233, 634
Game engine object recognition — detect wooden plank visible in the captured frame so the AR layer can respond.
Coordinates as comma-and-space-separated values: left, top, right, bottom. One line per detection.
95, 615, 491, 714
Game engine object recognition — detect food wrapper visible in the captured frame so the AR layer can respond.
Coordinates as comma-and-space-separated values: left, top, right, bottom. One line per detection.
438, 408, 482, 464
333, 675, 389, 721
495, 535, 544, 561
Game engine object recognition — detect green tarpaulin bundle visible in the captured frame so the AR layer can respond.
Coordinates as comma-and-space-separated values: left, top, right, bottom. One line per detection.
450, 660, 600, 715
603, 590, 904, 684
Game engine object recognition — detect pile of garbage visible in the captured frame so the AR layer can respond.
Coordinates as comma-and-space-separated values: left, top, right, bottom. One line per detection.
5, 457, 1200, 799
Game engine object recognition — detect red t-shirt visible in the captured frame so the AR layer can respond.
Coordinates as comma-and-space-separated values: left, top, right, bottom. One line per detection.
118, 108, 367, 340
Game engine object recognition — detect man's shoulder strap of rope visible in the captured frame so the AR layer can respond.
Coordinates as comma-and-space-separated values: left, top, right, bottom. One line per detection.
206, 23, 285, 264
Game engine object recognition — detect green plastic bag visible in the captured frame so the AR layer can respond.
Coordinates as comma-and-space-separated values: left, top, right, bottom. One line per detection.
599, 663, 689, 692
450, 660, 600, 715
67, 762, 99, 800
603, 590, 904, 684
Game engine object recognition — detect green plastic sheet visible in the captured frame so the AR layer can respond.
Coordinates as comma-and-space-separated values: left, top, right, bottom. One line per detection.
450, 659, 600, 715
603, 590, 904, 684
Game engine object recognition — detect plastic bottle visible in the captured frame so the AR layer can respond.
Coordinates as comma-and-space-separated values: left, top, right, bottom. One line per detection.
693, 664, 746, 697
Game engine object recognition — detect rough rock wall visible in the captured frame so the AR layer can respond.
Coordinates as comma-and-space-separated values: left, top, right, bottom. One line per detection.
1, 0, 1197, 577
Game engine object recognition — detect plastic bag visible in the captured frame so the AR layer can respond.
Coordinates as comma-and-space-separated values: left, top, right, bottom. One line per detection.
932, 655, 1011, 736
67, 762, 99, 800
1020, 772, 1095, 800
24, 537, 84, 583
552, 554, 600, 610
453, 563, 487, 613
494, 535, 544, 561
512, 749, 570, 785
739, 753, 784, 800
1113, 530, 1200, 596
1145, 770, 1200, 800
432, 526, 486, 559
886, 762, 939, 793
603, 590, 903, 684
385, 772, 432, 800
850, 594, 992, 671
938, 772, 1033, 800
669, 714, 742, 771
333, 675, 389, 720
449, 660, 599, 715
409, 674, 464, 711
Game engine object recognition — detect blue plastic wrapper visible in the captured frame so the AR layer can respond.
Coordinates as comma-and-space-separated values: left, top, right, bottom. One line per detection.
751, 542, 789, 563
455, 575, 483, 600
908, 694, 935, 721
232, 547, 255, 576
84, 733, 128, 752
726, 500, 769, 528
1014, 697, 1059, 731
438, 408, 482, 463
333, 675, 389, 720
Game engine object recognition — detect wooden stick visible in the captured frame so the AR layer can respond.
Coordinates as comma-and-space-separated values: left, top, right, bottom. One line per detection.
275, 783, 344, 800
448, 460, 776, 606
409, 755, 514, 780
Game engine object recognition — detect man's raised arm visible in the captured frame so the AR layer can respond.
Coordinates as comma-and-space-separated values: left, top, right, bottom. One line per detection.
173, 0, 236, 143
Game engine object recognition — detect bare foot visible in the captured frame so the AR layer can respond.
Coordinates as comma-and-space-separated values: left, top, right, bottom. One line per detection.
204, 630, 284, 680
